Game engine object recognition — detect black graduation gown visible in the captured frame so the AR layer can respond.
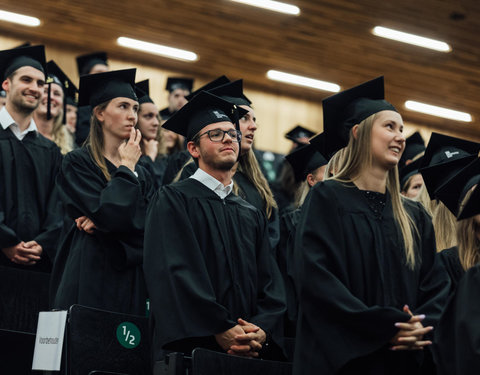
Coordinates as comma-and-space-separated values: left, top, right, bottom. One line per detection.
0, 128, 63, 270
433, 265, 480, 375
0, 128, 63, 331
437, 246, 464, 297
144, 178, 286, 359
277, 207, 302, 338
293, 180, 450, 375
50, 147, 154, 316
74, 105, 91, 147
138, 154, 168, 190
161, 149, 190, 185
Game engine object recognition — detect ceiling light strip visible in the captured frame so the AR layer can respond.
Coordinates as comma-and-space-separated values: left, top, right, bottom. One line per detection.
117, 37, 198, 62
0, 9, 40, 27
405, 100, 472, 122
267, 70, 340, 92
373, 26, 451, 52
231, 0, 300, 15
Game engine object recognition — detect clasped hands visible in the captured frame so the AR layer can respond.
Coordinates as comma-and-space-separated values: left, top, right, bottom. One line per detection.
390, 305, 433, 351
215, 318, 267, 358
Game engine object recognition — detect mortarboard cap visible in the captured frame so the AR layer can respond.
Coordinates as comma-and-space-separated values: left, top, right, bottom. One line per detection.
162, 91, 247, 141
76, 52, 108, 76
185, 75, 230, 101
135, 79, 154, 105
285, 125, 316, 143
419, 132, 480, 199
165, 77, 193, 93
399, 132, 425, 167
78, 69, 137, 108
322, 76, 396, 156
309, 132, 332, 160
0, 45, 46, 81
285, 143, 328, 183
208, 79, 252, 106
46, 60, 78, 121
435, 158, 480, 218
399, 156, 423, 189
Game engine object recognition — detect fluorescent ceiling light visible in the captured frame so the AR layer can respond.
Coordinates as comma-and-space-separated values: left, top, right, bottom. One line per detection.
117, 37, 198, 62
231, 0, 300, 15
405, 100, 472, 122
267, 70, 340, 92
0, 9, 40, 27
373, 26, 451, 52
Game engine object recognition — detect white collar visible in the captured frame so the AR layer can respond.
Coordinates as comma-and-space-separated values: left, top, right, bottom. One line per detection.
190, 167, 233, 199
0, 106, 38, 140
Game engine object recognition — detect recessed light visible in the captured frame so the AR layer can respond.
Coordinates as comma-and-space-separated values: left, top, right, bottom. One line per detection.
230, 0, 300, 15
267, 70, 340, 92
373, 26, 451, 52
117, 37, 198, 62
405, 100, 471, 122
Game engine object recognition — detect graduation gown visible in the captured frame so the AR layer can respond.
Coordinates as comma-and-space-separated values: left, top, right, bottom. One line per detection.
50, 147, 154, 315
438, 246, 464, 297
144, 178, 286, 359
138, 154, 168, 190
277, 207, 302, 339
433, 265, 480, 375
0, 128, 63, 331
293, 180, 450, 375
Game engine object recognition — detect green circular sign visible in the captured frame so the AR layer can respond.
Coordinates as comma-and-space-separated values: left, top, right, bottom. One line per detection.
116, 322, 141, 349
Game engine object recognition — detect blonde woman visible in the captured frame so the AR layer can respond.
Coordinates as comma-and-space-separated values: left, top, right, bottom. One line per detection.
51, 69, 154, 315
293, 77, 449, 375
34, 61, 74, 155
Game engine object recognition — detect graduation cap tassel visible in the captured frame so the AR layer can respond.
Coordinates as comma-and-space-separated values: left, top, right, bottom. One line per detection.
232, 105, 241, 159
46, 81, 52, 120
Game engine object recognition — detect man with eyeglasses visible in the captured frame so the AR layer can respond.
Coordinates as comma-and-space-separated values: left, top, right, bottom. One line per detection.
144, 91, 286, 363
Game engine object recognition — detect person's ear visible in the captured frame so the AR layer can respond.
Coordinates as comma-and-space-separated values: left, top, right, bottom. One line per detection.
187, 140, 200, 159
306, 173, 316, 187
352, 124, 360, 139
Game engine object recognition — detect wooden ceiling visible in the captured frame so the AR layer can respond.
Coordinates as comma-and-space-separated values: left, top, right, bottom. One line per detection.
0, 0, 479, 139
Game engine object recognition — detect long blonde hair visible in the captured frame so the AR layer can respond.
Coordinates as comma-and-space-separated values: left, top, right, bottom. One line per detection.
457, 187, 480, 270
234, 149, 277, 219
431, 200, 457, 252
331, 113, 419, 269
51, 109, 74, 155
86, 101, 111, 181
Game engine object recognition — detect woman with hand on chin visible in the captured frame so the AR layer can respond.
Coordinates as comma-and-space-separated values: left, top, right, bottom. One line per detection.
293, 77, 449, 375
50, 69, 154, 316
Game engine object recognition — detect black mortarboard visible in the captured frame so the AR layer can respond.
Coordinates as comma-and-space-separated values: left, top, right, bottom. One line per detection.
78, 69, 137, 108
208, 79, 252, 106
399, 132, 425, 167
435, 158, 480, 218
76, 52, 108, 76
165, 77, 194, 93
309, 132, 332, 160
322, 76, 396, 156
185, 75, 230, 101
0, 45, 46, 80
285, 125, 316, 143
399, 156, 423, 189
285, 143, 328, 183
46, 60, 78, 121
135, 79, 154, 104
419, 132, 480, 199
162, 91, 247, 142
14, 42, 31, 49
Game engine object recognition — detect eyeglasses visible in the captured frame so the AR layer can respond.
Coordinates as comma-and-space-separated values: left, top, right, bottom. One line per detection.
195, 128, 242, 143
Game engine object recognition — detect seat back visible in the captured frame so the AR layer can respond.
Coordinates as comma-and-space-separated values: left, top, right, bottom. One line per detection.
0, 328, 36, 374
66, 304, 150, 375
